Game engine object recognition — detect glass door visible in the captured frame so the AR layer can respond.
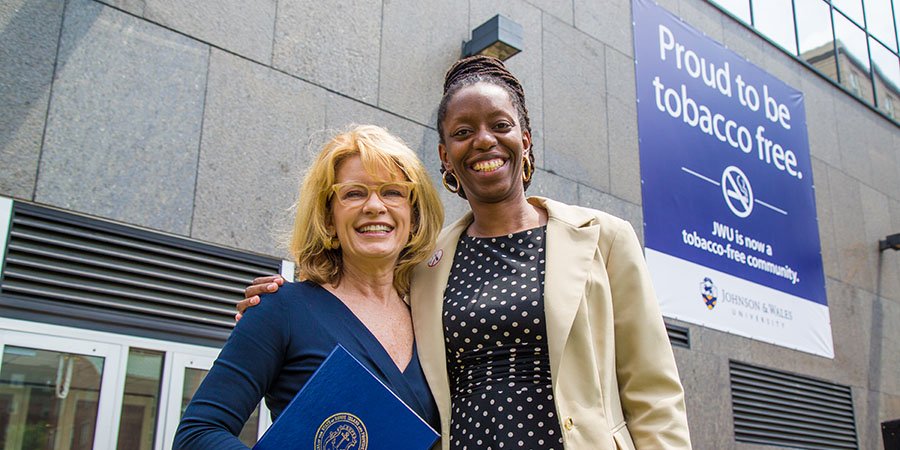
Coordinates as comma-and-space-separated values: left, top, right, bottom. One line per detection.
161, 352, 270, 448
0, 331, 122, 450
116, 348, 164, 450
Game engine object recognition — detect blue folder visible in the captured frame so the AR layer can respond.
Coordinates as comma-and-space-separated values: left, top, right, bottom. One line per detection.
253, 344, 439, 450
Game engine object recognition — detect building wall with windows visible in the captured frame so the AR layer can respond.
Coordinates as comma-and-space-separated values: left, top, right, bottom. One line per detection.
1, 0, 898, 449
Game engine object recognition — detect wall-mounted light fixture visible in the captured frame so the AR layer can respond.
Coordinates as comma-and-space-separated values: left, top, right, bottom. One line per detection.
463, 15, 523, 61
879, 233, 900, 252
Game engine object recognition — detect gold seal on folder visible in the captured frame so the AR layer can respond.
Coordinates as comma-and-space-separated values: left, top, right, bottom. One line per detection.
314, 412, 368, 450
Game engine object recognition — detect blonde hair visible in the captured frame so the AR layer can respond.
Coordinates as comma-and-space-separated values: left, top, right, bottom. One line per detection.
289, 125, 443, 296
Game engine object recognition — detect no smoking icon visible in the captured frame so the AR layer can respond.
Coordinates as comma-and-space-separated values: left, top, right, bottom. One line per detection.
721, 166, 753, 218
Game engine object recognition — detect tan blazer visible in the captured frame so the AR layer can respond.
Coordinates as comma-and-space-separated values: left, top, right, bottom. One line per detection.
411, 197, 692, 449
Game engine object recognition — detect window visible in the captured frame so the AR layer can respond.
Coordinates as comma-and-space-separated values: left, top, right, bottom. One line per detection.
753, 0, 798, 54
710, 0, 751, 23
870, 37, 900, 116
866, 0, 898, 51
834, 10, 873, 102
116, 348, 163, 450
832, 0, 865, 25
0, 321, 272, 449
706, 0, 900, 124
849, 71, 861, 96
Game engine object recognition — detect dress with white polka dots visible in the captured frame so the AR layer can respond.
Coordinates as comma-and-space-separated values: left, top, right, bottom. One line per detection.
443, 226, 563, 449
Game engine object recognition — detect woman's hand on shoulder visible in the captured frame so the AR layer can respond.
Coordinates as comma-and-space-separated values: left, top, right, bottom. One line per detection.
235, 275, 284, 322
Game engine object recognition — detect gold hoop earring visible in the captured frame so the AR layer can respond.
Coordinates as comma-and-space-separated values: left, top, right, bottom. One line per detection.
522, 156, 534, 183
442, 171, 460, 194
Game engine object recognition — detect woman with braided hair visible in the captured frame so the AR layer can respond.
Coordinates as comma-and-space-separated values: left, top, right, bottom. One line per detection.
417, 55, 691, 449
240, 56, 691, 449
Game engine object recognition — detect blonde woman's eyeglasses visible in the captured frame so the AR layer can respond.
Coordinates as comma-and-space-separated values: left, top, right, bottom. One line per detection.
330, 181, 415, 207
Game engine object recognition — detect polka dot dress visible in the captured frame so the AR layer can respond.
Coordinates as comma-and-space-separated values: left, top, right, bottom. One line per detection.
443, 226, 563, 449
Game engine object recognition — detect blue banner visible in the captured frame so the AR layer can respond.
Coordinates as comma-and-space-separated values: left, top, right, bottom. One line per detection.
633, 0, 832, 357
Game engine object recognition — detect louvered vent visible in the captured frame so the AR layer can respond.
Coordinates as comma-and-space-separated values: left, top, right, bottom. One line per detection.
730, 360, 858, 449
665, 321, 690, 348
0, 202, 281, 343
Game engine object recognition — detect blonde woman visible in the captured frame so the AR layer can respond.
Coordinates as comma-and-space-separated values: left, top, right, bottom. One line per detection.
175, 125, 444, 449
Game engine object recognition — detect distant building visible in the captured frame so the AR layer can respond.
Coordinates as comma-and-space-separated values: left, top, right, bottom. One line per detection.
804, 39, 899, 118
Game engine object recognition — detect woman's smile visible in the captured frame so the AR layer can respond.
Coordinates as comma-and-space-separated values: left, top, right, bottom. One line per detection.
355, 222, 395, 235
471, 158, 507, 173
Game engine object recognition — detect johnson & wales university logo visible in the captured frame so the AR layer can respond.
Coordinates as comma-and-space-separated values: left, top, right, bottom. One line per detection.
314, 412, 368, 450
700, 277, 718, 310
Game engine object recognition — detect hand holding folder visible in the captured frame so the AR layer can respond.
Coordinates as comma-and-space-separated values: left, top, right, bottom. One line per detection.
253, 344, 439, 450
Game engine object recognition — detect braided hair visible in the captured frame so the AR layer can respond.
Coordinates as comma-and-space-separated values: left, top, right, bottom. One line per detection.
437, 55, 535, 198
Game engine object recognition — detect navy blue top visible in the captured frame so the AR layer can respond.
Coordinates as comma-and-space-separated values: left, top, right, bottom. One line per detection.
174, 281, 440, 449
